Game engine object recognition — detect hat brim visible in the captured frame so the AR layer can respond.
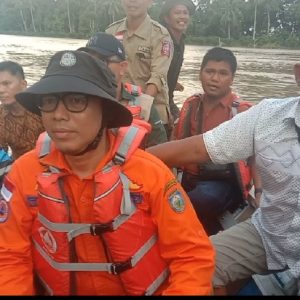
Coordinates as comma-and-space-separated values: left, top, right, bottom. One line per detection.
160, 0, 196, 21
78, 46, 118, 59
16, 75, 133, 128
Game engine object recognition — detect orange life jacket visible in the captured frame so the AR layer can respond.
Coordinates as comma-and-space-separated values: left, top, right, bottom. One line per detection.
123, 83, 143, 120
31, 125, 169, 295
175, 94, 253, 200
123, 83, 152, 141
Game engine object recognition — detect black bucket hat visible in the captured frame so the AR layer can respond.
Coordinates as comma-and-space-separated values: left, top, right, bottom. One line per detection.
15, 50, 132, 128
160, 0, 196, 22
78, 32, 126, 61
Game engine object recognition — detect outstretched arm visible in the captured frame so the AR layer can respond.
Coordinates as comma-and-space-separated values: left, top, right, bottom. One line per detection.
146, 134, 211, 168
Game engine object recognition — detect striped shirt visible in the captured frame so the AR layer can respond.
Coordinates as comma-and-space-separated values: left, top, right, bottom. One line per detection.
203, 96, 300, 278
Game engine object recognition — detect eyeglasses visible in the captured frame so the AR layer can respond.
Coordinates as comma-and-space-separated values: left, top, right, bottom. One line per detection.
93, 53, 123, 64
37, 93, 89, 113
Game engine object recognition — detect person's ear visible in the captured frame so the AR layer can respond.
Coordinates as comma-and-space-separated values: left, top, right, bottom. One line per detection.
294, 64, 300, 86
21, 79, 27, 91
120, 61, 128, 76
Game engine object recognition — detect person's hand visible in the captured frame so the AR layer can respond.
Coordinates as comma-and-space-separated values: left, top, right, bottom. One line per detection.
175, 82, 184, 92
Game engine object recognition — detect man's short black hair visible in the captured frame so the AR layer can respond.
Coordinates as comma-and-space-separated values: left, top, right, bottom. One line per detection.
0, 61, 25, 80
201, 47, 237, 75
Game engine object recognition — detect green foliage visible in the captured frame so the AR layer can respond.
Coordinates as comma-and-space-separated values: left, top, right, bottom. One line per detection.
0, 0, 299, 48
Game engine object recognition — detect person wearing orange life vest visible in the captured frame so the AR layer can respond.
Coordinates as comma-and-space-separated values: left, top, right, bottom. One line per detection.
0, 50, 215, 295
78, 32, 168, 148
172, 47, 262, 235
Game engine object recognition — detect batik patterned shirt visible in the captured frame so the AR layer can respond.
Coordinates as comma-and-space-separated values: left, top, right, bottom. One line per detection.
0, 106, 44, 160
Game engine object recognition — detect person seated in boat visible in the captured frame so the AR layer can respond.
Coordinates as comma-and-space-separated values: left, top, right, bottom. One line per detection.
78, 32, 168, 148
0, 61, 44, 160
0, 50, 215, 296
172, 47, 261, 235
147, 63, 300, 295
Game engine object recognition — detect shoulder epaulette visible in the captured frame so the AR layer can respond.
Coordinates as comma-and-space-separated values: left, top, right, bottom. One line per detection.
106, 18, 126, 29
151, 19, 170, 35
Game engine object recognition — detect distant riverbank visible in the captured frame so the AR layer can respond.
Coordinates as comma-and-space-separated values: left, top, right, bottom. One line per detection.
1, 31, 300, 50
1, 35, 299, 106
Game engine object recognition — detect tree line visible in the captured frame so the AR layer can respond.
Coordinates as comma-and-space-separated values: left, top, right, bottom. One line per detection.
0, 0, 299, 49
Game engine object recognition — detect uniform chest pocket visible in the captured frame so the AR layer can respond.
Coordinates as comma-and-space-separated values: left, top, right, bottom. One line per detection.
136, 47, 151, 60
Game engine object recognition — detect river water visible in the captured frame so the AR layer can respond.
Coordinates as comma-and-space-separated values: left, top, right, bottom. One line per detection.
1, 34, 300, 107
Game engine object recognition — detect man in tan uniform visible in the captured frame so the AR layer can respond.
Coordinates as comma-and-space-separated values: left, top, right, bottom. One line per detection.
106, 0, 173, 132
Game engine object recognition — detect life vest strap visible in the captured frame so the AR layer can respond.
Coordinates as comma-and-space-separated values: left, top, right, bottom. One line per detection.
145, 268, 169, 296
120, 173, 136, 215
39, 132, 52, 158
33, 234, 159, 275
131, 235, 157, 267
110, 259, 133, 275
113, 126, 139, 165
33, 238, 115, 272
38, 213, 136, 241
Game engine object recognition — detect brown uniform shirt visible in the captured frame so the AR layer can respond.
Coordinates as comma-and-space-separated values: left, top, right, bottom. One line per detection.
0, 106, 44, 159
106, 15, 173, 125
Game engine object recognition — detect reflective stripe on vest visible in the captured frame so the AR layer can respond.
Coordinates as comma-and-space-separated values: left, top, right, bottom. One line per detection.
33, 128, 168, 295
33, 233, 158, 273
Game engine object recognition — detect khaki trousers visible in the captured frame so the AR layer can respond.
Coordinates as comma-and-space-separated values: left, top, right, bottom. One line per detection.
210, 219, 268, 286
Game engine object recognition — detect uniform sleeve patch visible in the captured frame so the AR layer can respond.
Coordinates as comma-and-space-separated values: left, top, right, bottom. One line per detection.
164, 179, 177, 195
168, 190, 185, 213
115, 32, 124, 43
0, 199, 9, 223
1, 176, 15, 202
161, 40, 171, 57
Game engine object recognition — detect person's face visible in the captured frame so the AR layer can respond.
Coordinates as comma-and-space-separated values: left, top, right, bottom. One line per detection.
0, 71, 27, 106
107, 60, 128, 87
200, 60, 234, 99
41, 94, 103, 156
164, 4, 191, 34
294, 63, 300, 86
121, 0, 152, 19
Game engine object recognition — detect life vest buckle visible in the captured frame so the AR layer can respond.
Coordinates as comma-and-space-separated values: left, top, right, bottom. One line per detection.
90, 223, 113, 235
110, 259, 132, 275
113, 153, 126, 165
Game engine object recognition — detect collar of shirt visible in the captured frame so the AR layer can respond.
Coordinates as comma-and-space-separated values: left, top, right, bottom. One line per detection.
202, 90, 238, 109
169, 30, 185, 47
124, 14, 151, 39
40, 132, 117, 179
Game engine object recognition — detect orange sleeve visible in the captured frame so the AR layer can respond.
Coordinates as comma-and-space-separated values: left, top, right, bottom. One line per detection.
126, 150, 215, 295
0, 157, 38, 295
